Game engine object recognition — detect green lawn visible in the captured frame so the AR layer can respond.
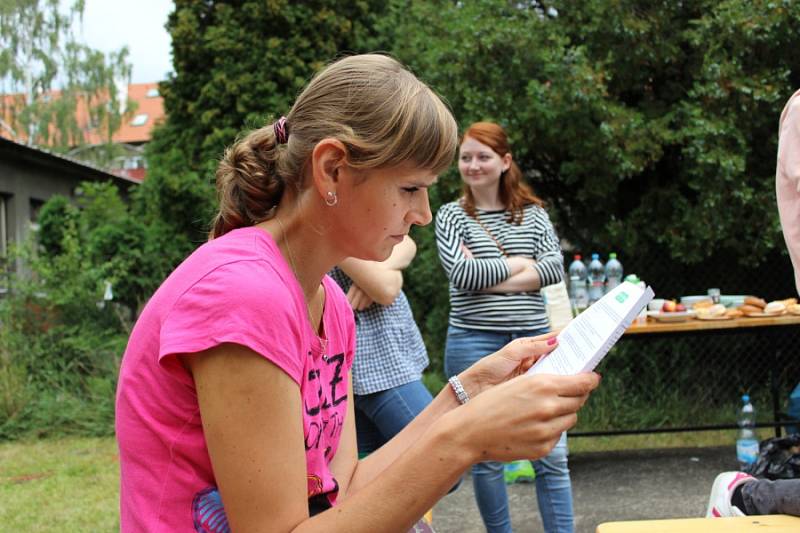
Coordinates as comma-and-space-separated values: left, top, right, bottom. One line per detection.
0, 430, 749, 530
0, 437, 119, 532
568, 428, 750, 454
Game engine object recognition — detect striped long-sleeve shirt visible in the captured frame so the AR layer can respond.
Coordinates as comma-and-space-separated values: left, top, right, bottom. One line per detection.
435, 201, 565, 331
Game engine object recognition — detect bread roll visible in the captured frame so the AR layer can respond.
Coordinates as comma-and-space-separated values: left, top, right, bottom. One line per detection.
693, 299, 714, 309
764, 301, 787, 315
739, 304, 763, 315
781, 298, 798, 306
696, 304, 726, 318
744, 296, 767, 309
725, 308, 743, 318
788, 303, 800, 315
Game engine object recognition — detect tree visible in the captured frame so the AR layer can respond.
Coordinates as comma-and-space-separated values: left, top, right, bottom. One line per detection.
0, 0, 132, 153
141, 0, 391, 250
390, 0, 800, 265
157, 0, 390, 173
377, 0, 800, 370
548, 0, 800, 264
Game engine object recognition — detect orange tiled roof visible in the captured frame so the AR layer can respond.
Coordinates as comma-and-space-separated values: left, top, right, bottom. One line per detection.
1, 82, 164, 147
111, 82, 164, 144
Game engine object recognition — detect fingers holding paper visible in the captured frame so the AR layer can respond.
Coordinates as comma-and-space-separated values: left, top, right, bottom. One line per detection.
457, 372, 600, 463
460, 332, 560, 396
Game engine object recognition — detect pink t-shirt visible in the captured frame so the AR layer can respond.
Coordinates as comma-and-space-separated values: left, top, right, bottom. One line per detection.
115, 227, 355, 532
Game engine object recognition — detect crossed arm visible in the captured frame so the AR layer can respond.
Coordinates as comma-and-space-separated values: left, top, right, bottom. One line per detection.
457, 243, 541, 293
338, 235, 417, 309
454, 233, 564, 294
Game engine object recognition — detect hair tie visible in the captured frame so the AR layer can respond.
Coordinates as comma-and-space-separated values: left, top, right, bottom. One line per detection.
274, 116, 289, 145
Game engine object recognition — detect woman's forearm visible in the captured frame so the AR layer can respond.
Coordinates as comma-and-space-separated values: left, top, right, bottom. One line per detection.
343, 382, 466, 495
298, 414, 469, 533
532, 252, 565, 289
338, 260, 403, 306
338, 237, 415, 306
383, 235, 417, 270
482, 267, 541, 293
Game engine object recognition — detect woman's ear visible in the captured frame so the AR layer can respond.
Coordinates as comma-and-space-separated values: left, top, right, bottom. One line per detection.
310, 138, 348, 202
502, 152, 513, 173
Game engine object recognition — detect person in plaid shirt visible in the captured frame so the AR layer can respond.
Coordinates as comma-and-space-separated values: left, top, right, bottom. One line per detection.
330, 236, 433, 456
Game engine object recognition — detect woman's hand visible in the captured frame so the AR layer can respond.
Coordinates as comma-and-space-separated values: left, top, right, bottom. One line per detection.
346, 284, 374, 311
458, 332, 560, 397
505, 256, 535, 275
451, 371, 600, 464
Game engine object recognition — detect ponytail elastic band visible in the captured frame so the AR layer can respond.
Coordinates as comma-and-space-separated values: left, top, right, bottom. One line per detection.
274, 116, 289, 145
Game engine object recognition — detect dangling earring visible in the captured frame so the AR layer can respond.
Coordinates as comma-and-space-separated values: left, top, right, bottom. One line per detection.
325, 191, 338, 206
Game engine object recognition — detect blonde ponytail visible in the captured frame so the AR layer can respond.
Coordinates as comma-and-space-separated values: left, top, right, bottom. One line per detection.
210, 125, 287, 238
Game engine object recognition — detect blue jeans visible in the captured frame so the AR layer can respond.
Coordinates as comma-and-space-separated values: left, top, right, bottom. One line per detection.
354, 379, 434, 455
787, 382, 800, 435
355, 379, 462, 496
445, 325, 575, 533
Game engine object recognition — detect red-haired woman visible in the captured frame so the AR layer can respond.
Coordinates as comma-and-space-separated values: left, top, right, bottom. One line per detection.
435, 121, 573, 533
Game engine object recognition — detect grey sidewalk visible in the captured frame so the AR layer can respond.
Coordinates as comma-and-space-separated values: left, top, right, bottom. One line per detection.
432, 446, 736, 533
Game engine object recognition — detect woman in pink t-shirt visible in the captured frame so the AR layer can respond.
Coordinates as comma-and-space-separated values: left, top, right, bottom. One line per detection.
115, 54, 600, 532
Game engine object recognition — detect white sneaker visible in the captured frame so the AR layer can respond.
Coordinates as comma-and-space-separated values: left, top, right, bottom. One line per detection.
705, 471, 755, 517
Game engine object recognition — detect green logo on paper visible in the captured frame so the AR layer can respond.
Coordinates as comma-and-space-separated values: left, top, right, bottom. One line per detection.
616, 292, 629, 304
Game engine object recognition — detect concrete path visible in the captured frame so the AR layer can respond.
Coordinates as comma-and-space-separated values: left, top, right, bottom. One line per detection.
432, 446, 737, 533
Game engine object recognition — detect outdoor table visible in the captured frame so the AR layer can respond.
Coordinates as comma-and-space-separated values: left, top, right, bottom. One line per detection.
625, 314, 800, 336
596, 514, 800, 532
571, 314, 800, 437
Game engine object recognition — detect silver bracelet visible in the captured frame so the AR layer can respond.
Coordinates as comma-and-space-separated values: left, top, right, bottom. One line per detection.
448, 375, 470, 405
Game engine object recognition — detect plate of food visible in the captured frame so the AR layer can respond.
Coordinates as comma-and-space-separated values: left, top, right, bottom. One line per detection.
740, 299, 788, 317
696, 314, 733, 321
647, 310, 696, 322
694, 304, 731, 320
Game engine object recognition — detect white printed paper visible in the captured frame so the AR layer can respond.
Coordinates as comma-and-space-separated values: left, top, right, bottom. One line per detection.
527, 281, 654, 376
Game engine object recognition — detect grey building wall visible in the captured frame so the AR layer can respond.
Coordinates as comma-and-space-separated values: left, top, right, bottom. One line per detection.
0, 137, 137, 263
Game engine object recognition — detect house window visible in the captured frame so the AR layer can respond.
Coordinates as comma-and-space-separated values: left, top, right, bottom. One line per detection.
0, 194, 8, 257
123, 156, 145, 170
146, 88, 159, 98
130, 113, 149, 127
29, 198, 45, 232
0, 195, 8, 294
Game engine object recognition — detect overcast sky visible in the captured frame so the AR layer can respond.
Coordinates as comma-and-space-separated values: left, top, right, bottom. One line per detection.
77, 0, 173, 84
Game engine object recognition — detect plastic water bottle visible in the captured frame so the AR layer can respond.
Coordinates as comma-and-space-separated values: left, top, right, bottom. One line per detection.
567, 254, 588, 313
587, 253, 605, 305
736, 394, 759, 470
604, 253, 623, 294
625, 274, 648, 324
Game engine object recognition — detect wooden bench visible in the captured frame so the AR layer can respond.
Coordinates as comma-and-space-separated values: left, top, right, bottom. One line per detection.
597, 515, 800, 532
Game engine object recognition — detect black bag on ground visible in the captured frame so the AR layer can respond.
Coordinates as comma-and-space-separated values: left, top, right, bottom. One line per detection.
745, 434, 800, 479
